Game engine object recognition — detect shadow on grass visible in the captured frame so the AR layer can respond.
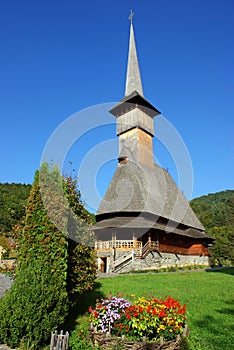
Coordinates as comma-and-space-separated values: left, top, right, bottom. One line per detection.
205, 266, 234, 275
193, 314, 226, 349
217, 299, 234, 319
64, 280, 105, 332
193, 300, 234, 349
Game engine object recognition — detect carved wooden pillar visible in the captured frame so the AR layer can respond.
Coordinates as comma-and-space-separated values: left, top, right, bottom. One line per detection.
148, 232, 151, 249
133, 234, 137, 248
112, 233, 116, 248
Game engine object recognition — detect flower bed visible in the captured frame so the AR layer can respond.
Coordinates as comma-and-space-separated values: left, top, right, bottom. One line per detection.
88, 295, 189, 349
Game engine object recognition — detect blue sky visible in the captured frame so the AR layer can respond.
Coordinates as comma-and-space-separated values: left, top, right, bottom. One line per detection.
0, 0, 233, 211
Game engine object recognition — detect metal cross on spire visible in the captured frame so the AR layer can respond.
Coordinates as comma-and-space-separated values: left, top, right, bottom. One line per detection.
128, 9, 134, 23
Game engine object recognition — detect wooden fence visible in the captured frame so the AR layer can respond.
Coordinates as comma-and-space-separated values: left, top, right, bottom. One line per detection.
50, 330, 69, 350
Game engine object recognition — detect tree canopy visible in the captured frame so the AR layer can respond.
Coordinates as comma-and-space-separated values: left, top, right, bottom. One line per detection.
190, 190, 234, 265
0, 183, 31, 236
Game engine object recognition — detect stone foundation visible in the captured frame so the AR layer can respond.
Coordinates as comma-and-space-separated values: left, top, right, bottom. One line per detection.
96, 249, 209, 273
119, 252, 209, 273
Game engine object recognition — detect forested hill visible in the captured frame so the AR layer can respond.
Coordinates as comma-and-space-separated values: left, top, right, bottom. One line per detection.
0, 183, 31, 236
0, 181, 94, 239
190, 190, 234, 265
190, 190, 234, 229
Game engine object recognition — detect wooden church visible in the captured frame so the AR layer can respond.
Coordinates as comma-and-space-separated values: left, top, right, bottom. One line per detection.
92, 14, 213, 273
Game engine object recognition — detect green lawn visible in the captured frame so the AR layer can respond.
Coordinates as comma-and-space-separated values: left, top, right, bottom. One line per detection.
69, 268, 234, 350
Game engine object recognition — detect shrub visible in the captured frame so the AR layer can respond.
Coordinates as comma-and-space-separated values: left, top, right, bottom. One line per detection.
69, 316, 94, 350
62, 173, 97, 300
67, 242, 97, 299
0, 264, 68, 348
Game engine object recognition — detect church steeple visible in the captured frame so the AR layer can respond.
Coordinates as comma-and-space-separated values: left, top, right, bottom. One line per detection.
93, 12, 213, 273
109, 11, 160, 167
125, 10, 143, 96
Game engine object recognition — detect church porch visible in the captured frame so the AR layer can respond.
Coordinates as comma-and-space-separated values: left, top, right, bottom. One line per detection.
95, 230, 210, 273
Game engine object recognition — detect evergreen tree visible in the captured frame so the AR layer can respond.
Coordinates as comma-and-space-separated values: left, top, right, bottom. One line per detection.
208, 226, 234, 266
0, 165, 69, 349
0, 164, 97, 348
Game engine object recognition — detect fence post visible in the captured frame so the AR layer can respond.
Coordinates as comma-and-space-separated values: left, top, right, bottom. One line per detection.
50, 332, 55, 350
160, 336, 163, 346
50, 330, 69, 350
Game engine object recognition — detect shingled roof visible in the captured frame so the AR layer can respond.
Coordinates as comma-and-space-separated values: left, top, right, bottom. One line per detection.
97, 161, 205, 231
93, 216, 210, 240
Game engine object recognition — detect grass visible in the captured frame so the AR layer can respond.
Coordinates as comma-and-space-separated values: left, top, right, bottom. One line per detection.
68, 268, 234, 350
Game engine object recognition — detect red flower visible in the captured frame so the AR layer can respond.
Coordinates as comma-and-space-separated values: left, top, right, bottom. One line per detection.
178, 304, 187, 314
159, 309, 167, 318
88, 306, 92, 313
125, 311, 131, 320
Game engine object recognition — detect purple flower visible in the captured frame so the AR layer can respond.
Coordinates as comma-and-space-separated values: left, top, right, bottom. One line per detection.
92, 296, 132, 332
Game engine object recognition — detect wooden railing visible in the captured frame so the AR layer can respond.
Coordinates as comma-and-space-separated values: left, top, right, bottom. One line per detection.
112, 252, 133, 270
141, 241, 159, 258
149, 241, 159, 251
95, 241, 113, 249
95, 240, 142, 250
141, 241, 150, 257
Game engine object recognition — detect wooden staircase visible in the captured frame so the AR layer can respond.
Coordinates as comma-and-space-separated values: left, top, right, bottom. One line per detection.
112, 252, 133, 272
141, 240, 159, 258
112, 241, 159, 272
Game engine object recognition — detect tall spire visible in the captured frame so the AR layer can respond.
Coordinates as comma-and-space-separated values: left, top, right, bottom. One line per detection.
125, 10, 144, 97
